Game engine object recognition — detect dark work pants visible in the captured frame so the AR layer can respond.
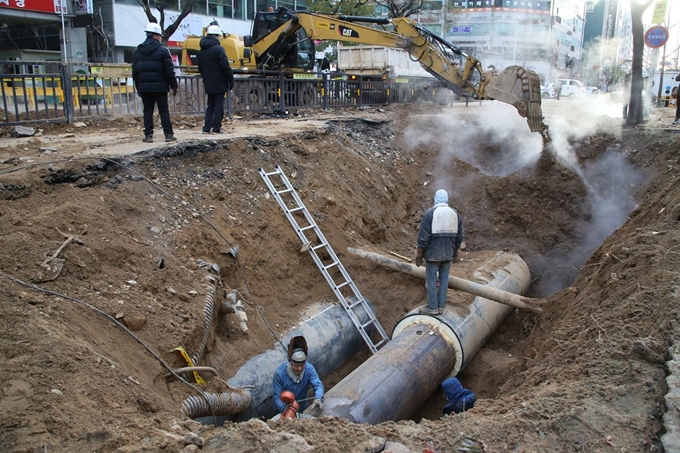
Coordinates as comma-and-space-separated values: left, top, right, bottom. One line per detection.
676, 95, 680, 119
141, 93, 173, 137
203, 92, 226, 132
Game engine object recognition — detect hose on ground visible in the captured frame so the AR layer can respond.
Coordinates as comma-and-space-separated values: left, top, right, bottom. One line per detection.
191, 262, 220, 367
181, 388, 252, 418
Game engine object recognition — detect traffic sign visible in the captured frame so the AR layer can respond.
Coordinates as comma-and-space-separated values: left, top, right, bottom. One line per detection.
644, 25, 669, 48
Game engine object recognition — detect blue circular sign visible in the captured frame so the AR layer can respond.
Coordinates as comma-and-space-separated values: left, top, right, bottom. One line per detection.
645, 26, 669, 48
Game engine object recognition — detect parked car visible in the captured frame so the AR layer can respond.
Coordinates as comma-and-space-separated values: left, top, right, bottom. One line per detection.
541, 84, 555, 99
555, 78, 588, 99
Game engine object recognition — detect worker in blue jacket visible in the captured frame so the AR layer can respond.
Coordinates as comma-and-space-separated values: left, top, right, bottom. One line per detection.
415, 189, 464, 315
442, 377, 476, 415
272, 336, 324, 418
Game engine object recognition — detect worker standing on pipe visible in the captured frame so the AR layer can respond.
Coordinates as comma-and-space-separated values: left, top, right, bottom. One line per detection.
272, 336, 324, 419
441, 377, 476, 415
415, 189, 464, 315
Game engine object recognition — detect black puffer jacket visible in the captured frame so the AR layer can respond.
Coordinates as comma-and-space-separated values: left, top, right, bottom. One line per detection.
197, 35, 234, 94
132, 37, 178, 94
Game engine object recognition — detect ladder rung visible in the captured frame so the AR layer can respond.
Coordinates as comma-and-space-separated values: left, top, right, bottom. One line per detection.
277, 188, 293, 195
337, 281, 350, 290
288, 206, 304, 213
260, 169, 282, 177
300, 225, 315, 232
374, 339, 388, 348
312, 243, 327, 251
324, 262, 339, 270
361, 320, 374, 329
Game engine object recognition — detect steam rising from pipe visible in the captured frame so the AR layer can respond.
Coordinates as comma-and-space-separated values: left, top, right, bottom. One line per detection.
402, 99, 649, 295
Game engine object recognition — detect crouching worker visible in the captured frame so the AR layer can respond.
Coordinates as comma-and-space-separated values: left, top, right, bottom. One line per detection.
442, 377, 476, 415
272, 336, 324, 420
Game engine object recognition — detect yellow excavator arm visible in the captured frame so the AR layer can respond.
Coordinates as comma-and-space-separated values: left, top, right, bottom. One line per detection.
253, 10, 544, 133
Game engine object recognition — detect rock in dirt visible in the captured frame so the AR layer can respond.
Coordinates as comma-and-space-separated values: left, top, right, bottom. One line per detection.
123, 315, 146, 331
13, 126, 35, 137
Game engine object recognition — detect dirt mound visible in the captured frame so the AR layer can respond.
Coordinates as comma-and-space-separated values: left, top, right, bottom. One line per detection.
1, 101, 679, 452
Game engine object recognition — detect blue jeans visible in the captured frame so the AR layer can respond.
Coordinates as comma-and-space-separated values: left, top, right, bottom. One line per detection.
425, 260, 451, 311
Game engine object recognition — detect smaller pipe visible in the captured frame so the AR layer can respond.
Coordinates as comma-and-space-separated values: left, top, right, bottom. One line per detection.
348, 248, 542, 313
165, 366, 219, 379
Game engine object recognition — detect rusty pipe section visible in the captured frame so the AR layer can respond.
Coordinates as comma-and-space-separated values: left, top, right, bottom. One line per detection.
319, 251, 530, 424
347, 247, 541, 313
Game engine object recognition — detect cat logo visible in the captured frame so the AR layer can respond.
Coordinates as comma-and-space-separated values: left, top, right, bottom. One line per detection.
339, 26, 359, 38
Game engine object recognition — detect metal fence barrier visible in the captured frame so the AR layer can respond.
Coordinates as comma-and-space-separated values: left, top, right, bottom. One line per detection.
0, 61, 463, 127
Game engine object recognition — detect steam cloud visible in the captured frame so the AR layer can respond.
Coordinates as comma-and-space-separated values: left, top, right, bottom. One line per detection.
403, 97, 648, 296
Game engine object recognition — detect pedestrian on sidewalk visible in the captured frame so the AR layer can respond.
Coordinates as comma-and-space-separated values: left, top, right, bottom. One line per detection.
554, 79, 562, 100
198, 23, 234, 134
132, 22, 178, 143
415, 189, 464, 315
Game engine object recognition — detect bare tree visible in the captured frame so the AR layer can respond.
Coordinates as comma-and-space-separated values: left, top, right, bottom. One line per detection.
310, 0, 373, 15
374, 0, 424, 18
626, 0, 653, 127
136, 0, 198, 44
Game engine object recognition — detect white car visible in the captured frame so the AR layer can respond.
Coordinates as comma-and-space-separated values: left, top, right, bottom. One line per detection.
555, 79, 588, 99
541, 85, 555, 99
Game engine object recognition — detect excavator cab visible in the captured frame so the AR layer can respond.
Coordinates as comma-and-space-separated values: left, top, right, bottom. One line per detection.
251, 8, 315, 70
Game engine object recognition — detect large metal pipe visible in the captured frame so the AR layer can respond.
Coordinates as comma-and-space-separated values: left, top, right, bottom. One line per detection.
319, 251, 531, 424
227, 300, 374, 421
347, 247, 541, 313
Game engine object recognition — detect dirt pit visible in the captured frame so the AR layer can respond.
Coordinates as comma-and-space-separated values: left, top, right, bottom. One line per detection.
1, 98, 679, 452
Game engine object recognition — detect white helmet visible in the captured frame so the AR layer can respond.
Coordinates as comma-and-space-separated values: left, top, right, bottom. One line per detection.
144, 23, 163, 35
207, 25, 222, 36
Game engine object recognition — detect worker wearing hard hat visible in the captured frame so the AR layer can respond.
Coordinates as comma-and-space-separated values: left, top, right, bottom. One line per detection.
272, 336, 324, 419
132, 21, 179, 143
198, 22, 234, 134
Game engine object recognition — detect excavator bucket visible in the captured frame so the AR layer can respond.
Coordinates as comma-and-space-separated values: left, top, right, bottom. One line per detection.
483, 66, 544, 133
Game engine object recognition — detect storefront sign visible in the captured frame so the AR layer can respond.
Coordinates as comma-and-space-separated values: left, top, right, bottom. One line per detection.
0, 0, 68, 14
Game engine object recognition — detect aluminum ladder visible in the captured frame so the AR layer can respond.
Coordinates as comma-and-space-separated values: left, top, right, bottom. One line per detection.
259, 165, 390, 354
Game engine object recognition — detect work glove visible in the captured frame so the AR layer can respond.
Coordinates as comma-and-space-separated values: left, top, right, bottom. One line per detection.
172, 88, 178, 97
310, 399, 324, 411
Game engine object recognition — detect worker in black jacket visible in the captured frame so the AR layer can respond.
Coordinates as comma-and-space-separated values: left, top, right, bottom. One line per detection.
132, 22, 178, 143
197, 24, 234, 134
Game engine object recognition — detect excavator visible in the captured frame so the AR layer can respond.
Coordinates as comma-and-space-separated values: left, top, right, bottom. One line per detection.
181, 8, 544, 134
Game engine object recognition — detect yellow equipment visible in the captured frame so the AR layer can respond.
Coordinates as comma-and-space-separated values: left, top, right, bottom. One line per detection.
182, 8, 544, 133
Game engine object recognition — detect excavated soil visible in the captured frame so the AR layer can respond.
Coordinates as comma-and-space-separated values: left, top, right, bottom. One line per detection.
1, 98, 679, 453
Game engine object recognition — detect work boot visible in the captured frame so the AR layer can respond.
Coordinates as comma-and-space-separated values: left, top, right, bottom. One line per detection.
418, 306, 439, 315
673, 119, 679, 125
212, 130, 224, 134
142, 135, 153, 143
438, 307, 444, 315
165, 134, 177, 142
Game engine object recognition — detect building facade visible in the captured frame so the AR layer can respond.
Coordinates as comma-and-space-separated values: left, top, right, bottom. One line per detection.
442, 0, 587, 86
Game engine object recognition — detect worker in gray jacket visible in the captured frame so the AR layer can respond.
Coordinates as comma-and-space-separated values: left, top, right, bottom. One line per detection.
415, 189, 464, 315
